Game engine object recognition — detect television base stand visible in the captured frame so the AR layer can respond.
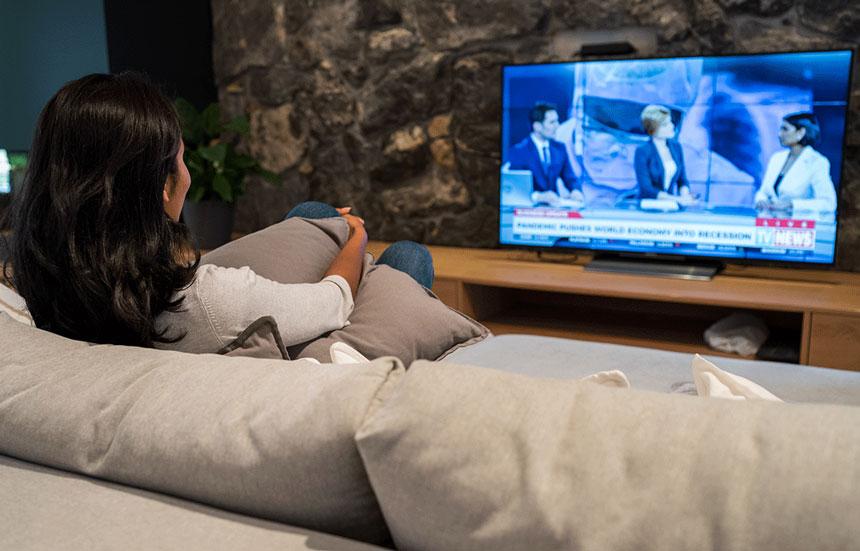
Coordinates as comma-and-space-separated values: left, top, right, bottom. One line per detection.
585, 254, 723, 281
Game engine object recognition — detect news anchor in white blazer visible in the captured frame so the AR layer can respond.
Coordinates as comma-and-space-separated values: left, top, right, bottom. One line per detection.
754, 113, 837, 214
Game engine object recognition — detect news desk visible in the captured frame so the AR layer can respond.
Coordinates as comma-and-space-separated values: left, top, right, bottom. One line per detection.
368, 241, 860, 371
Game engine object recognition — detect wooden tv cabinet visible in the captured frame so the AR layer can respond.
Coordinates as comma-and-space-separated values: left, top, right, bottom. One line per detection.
369, 242, 860, 371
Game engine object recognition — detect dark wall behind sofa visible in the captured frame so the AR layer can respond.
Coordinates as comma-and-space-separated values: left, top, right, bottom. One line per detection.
210, 0, 860, 271
104, 0, 217, 111
0, 0, 109, 151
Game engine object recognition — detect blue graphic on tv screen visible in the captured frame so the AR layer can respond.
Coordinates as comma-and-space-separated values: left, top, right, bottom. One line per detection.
499, 50, 853, 265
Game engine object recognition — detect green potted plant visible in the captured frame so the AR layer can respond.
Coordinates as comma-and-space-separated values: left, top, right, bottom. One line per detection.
8, 152, 28, 192
174, 98, 278, 249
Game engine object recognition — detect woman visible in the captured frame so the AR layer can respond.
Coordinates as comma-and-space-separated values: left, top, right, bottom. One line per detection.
3, 72, 432, 353
754, 113, 837, 214
634, 104, 696, 206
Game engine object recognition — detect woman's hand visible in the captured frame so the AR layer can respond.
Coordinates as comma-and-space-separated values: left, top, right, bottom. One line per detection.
677, 187, 697, 207
676, 194, 696, 207
771, 197, 792, 212
324, 207, 368, 299
755, 198, 792, 212
337, 207, 367, 241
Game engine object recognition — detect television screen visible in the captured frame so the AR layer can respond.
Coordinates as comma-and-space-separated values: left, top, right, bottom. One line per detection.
0, 149, 10, 194
499, 49, 854, 265
0, 149, 27, 194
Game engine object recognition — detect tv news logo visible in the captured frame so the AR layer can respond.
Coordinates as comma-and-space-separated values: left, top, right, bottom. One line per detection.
755, 219, 816, 250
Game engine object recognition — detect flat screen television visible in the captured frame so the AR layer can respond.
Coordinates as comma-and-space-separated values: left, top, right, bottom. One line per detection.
499, 49, 854, 273
0, 149, 27, 195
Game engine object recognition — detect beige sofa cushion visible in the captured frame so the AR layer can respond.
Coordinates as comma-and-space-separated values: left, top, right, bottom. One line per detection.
356, 360, 860, 551
0, 455, 387, 551
0, 313, 402, 545
201, 217, 488, 364
445, 334, 860, 406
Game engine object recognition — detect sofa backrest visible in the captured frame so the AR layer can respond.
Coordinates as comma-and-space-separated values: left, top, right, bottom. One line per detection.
357, 359, 860, 550
0, 313, 402, 545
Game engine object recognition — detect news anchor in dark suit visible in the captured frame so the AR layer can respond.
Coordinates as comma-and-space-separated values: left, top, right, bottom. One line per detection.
634, 104, 696, 205
508, 102, 583, 206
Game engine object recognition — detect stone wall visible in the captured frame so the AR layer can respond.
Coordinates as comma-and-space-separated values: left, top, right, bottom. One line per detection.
211, 0, 860, 270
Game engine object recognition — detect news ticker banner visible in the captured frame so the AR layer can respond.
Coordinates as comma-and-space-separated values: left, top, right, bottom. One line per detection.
512, 209, 817, 250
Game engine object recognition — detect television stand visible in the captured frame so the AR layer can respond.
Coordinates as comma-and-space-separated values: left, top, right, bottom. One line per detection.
586, 254, 723, 281
367, 242, 860, 371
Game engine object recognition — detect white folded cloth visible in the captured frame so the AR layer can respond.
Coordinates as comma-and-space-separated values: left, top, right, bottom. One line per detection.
704, 312, 769, 357
692, 354, 782, 402
579, 370, 630, 389
278, 342, 369, 365
330, 341, 370, 364
576, 356, 780, 402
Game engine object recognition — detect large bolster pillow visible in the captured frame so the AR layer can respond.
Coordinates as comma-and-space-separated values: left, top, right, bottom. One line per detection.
0, 313, 403, 545
355, 360, 860, 551
201, 217, 488, 364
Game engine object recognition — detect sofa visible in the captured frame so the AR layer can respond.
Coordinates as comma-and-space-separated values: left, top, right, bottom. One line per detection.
4, 214, 860, 549
3, 306, 860, 550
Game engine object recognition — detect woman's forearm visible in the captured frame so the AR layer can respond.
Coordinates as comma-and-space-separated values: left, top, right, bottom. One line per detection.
324, 230, 368, 299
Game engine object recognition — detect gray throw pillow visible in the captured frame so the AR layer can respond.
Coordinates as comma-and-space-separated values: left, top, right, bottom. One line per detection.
0, 313, 402, 545
202, 217, 489, 364
356, 360, 860, 551
217, 315, 290, 360
201, 217, 344, 283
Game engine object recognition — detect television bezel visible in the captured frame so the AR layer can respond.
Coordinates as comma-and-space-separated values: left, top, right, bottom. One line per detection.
497, 47, 856, 269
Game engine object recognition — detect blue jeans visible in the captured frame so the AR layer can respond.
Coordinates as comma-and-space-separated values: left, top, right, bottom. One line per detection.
285, 201, 435, 289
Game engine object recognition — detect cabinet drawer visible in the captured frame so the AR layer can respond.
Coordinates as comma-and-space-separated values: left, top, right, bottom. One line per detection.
808, 313, 860, 371
431, 279, 461, 309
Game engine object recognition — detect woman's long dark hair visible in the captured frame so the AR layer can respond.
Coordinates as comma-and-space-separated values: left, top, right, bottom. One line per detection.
2, 72, 199, 346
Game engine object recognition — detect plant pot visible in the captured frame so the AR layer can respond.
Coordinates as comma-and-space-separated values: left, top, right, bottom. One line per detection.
182, 199, 235, 250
